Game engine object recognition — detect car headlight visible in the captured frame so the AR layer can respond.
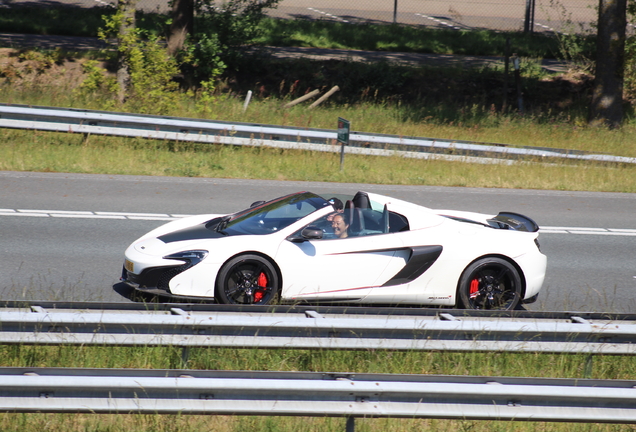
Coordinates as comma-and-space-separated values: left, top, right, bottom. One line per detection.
163, 250, 208, 266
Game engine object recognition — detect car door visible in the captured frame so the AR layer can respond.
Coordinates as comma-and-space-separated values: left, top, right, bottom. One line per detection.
275, 229, 408, 302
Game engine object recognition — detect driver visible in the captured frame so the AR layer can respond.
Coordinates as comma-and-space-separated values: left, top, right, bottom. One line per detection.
331, 213, 349, 239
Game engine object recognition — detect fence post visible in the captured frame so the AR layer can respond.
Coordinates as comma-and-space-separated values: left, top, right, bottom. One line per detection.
393, 0, 398, 23
502, 38, 510, 112
513, 54, 524, 114
524, 0, 535, 33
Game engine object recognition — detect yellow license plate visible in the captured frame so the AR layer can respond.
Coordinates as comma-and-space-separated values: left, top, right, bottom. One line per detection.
124, 259, 134, 273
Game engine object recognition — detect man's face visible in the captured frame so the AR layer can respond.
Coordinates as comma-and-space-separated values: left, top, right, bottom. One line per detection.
332, 215, 348, 238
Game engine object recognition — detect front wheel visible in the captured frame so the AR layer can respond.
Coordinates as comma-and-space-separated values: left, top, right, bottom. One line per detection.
457, 257, 522, 310
215, 254, 280, 305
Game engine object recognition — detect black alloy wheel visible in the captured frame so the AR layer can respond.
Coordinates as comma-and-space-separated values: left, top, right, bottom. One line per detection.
215, 254, 280, 305
457, 257, 522, 310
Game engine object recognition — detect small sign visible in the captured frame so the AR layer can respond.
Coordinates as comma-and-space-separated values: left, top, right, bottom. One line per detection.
337, 117, 350, 172
337, 117, 350, 144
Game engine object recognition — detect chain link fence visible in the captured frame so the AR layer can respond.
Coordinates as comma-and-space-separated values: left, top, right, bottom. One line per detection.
5, 0, 598, 34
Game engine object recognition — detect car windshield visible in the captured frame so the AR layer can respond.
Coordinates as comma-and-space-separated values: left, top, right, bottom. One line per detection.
210, 192, 330, 236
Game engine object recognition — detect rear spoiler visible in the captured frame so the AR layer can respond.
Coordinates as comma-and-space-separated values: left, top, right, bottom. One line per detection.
488, 212, 540, 232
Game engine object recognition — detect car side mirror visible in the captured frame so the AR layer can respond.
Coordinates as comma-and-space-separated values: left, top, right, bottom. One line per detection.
287, 226, 323, 243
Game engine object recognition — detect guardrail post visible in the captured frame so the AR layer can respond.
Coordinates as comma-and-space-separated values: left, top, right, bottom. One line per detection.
181, 346, 190, 368
346, 416, 355, 432
584, 354, 594, 378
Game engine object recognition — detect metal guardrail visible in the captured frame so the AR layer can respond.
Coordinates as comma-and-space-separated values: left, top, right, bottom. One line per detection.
2, 104, 634, 165
2, 367, 636, 423
2, 303, 636, 354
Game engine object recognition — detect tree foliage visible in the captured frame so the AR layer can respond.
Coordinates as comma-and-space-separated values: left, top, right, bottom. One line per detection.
185, 0, 280, 79
98, 2, 180, 113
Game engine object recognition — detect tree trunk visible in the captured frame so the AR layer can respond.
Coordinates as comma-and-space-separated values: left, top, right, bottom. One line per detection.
167, 0, 194, 55
116, 0, 138, 104
589, 0, 627, 128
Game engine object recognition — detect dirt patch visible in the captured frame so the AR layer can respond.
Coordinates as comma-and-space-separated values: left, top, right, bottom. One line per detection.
537, 70, 594, 109
0, 47, 95, 91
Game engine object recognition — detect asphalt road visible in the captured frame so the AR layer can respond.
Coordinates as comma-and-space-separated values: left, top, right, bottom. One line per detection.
4, 0, 596, 32
2, 171, 634, 312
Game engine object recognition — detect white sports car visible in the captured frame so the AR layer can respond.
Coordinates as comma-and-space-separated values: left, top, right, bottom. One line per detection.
121, 191, 547, 310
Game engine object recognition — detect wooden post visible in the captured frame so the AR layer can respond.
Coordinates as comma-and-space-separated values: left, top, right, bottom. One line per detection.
283, 89, 320, 108
309, 86, 340, 109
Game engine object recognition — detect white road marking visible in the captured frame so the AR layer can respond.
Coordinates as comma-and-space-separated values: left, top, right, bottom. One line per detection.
415, 14, 462, 30
540, 227, 636, 236
93, 0, 115, 7
0, 209, 188, 221
307, 8, 350, 23
1, 209, 634, 236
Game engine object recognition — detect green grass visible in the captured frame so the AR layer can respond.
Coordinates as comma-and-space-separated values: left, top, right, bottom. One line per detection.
2, 124, 636, 193
1, 75, 636, 193
1, 70, 636, 193
4, 345, 625, 378
255, 18, 574, 59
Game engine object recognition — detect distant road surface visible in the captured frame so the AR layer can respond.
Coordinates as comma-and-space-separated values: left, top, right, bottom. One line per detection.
5, 0, 596, 31
2, 171, 634, 313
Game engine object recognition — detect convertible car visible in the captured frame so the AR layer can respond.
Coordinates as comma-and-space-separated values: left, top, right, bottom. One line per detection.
121, 191, 547, 310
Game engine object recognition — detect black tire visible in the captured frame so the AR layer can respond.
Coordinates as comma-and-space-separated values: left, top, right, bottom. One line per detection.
215, 254, 280, 305
457, 257, 522, 310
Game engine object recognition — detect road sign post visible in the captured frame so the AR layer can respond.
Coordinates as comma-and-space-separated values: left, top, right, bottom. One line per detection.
337, 117, 350, 172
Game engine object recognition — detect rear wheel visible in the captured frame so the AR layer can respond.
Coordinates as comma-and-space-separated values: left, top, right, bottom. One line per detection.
457, 257, 522, 310
215, 254, 279, 305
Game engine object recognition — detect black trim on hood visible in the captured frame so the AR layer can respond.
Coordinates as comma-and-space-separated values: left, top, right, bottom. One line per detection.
159, 222, 226, 243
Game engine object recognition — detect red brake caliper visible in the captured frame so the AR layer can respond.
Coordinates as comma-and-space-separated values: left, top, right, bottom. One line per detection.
254, 272, 268, 302
469, 278, 480, 298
